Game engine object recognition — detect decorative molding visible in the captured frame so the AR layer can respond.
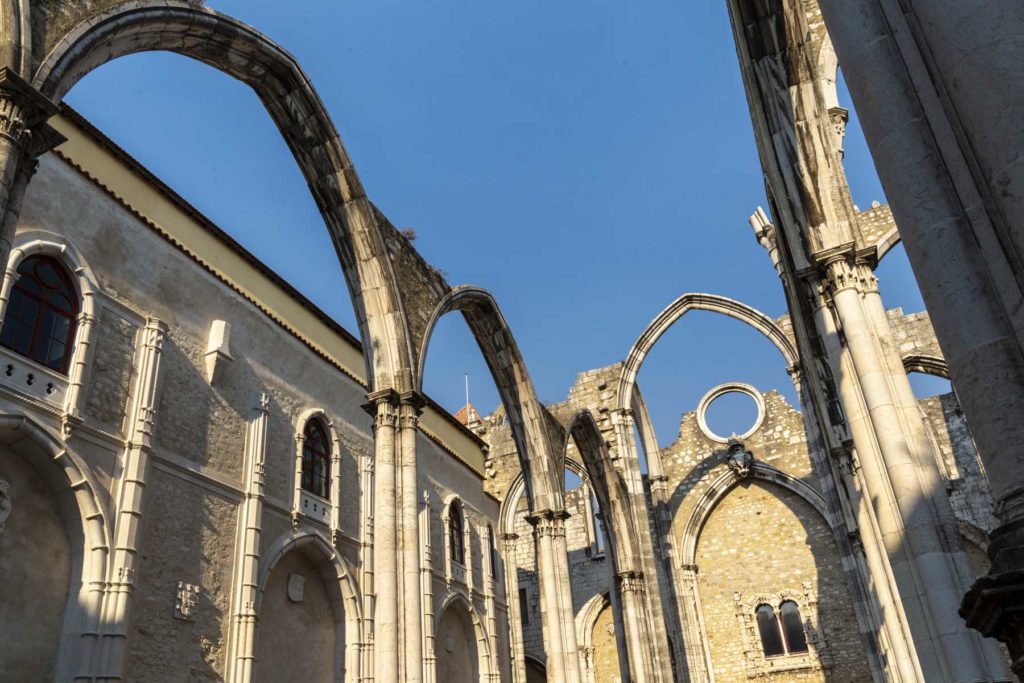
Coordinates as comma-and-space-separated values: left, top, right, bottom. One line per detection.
732, 584, 831, 678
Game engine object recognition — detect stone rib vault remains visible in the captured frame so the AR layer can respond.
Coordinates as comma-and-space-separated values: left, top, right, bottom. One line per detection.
1, 1, 1023, 681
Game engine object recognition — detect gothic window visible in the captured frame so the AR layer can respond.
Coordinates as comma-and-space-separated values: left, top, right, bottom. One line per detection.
519, 588, 530, 625
756, 604, 786, 657
0, 255, 79, 373
757, 601, 808, 657
780, 601, 808, 654
301, 419, 331, 498
450, 500, 465, 565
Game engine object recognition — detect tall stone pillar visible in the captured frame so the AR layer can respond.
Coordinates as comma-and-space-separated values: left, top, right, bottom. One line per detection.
808, 0, 1024, 666
501, 532, 526, 683
97, 318, 167, 681
527, 510, 582, 683
0, 69, 62, 270
366, 389, 400, 683
420, 492, 436, 683
397, 392, 424, 682
226, 391, 271, 683
822, 257, 996, 681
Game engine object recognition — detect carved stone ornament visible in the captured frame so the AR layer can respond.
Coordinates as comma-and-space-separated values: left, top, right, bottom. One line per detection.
726, 439, 754, 478
175, 582, 200, 620
0, 478, 9, 535
287, 573, 306, 603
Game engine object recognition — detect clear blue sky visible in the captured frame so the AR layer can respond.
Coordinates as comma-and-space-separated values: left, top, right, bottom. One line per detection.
65, 0, 944, 448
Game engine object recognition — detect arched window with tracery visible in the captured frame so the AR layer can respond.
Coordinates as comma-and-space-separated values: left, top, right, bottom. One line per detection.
301, 419, 331, 498
0, 255, 79, 373
450, 500, 466, 565
779, 601, 808, 653
756, 604, 785, 657
756, 600, 808, 657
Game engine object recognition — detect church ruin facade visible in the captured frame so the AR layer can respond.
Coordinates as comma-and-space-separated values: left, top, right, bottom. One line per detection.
1, 1, 1023, 681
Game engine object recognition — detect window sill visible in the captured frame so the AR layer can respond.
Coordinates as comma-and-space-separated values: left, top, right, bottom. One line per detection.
298, 490, 331, 525
0, 346, 68, 410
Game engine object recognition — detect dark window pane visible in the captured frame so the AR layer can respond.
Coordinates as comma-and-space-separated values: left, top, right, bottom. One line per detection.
0, 256, 78, 374
450, 504, 465, 564
300, 420, 331, 498
780, 601, 808, 653
756, 604, 785, 657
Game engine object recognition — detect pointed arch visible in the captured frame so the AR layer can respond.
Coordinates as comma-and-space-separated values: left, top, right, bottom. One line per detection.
32, 0, 413, 390
617, 293, 799, 415
679, 462, 835, 567
436, 590, 494, 683
256, 529, 363, 680
0, 411, 110, 680
418, 285, 563, 512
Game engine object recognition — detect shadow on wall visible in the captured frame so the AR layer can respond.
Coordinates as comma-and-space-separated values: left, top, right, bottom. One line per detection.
694, 479, 871, 682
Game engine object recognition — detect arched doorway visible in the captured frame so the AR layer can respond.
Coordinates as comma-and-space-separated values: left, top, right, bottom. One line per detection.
254, 546, 347, 682
0, 443, 71, 680
436, 596, 481, 682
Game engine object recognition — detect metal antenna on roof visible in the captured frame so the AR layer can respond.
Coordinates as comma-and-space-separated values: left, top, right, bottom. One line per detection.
465, 373, 470, 410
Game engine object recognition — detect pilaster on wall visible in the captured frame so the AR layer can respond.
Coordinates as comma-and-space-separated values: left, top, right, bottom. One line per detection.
97, 317, 168, 681
225, 390, 271, 683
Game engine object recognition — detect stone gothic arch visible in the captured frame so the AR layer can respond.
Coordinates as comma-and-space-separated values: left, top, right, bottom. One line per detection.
0, 411, 110, 680
32, 0, 414, 391
418, 285, 564, 513
617, 292, 799, 417
256, 529, 363, 681
435, 590, 494, 683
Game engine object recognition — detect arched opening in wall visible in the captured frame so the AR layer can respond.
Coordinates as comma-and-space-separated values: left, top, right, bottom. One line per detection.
635, 311, 796, 449
254, 546, 344, 683
691, 479, 870, 680
907, 371, 952, 400
436, 598, 482, 683
0, 444, 73, 681
421, 313, 501, 428
63, 52, 360, 334
702, 389, 760, 441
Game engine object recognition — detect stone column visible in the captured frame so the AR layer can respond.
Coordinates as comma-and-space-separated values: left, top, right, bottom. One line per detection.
226, 391, 271, 683
616, 571, 656, 683
397, 392, 424, 682
824, 257, 992, 681
359, 425, 376, 683
677, 565, 712, 683
528, 510, 581, 683
420, 492, 436, 683
366, 389, 400, 683
501, 532, 526, 683
481, 524, 500, 683
0, 69, 62, 272
811, 0, 1024, 663
96, 318, 167, 681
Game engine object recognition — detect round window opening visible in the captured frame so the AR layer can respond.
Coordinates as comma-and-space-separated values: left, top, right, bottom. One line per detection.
696, 382, 765, 443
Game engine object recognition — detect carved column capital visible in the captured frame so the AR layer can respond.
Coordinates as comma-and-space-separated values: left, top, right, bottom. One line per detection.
616, 570, 645, 594
363, 388, 400, 430
526, 509, 569, 538
821, 255, 875, 297
0, 69, 62, 153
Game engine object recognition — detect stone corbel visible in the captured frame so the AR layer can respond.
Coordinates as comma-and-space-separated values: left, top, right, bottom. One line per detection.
204, 320, 233, 384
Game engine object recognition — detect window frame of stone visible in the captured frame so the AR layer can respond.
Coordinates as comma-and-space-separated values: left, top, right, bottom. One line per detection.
292, 409, 342, 533
733, 584, 830, 677
0, 235, 102, 420
442, 495, 473, 587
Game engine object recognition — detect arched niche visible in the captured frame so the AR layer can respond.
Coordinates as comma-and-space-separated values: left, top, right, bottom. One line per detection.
255, 530, 362, 682
435, 591, 492, 683
0, 412, 109, 681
